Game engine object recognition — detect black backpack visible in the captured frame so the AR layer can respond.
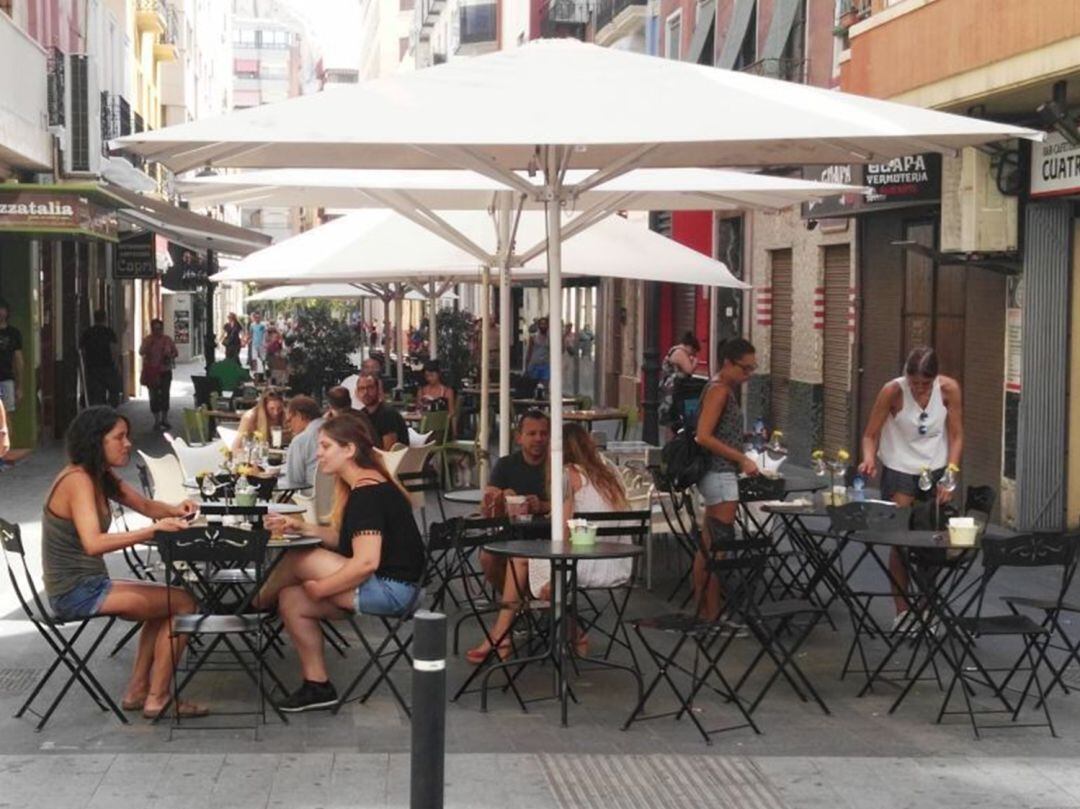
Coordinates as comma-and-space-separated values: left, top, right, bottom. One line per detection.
661, 427, 709, 491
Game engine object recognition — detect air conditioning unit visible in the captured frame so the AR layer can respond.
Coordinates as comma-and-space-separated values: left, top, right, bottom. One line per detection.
62, 53, 102, 175
940, 147, 1017, 253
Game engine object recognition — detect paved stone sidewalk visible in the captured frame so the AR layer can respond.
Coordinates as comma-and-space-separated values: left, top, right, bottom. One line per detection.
2, 752, 1080, 808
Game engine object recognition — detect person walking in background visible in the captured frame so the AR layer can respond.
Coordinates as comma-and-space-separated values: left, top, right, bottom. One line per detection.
859, 346, 964, 628
693, 338, 759, 621
524, 316, 551, 383
0, 299, 24, 415
248, 311, 267, 373
659, 332, 701, 431
220, 312, 244, 362
80, 309, 121, 407
140, 319, 178, 431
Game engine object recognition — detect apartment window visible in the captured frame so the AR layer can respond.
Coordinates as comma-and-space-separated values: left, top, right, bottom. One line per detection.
259, 29, 291, 48
665, 11, 681, 60
234, 27, 256, 46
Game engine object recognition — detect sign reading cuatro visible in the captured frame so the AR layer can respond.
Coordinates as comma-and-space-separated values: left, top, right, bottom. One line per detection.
1030, 131, 1080, 198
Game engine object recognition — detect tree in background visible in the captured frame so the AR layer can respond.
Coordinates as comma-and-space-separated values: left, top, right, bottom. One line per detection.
283, 301, 360, 397
435, 308, 477, 388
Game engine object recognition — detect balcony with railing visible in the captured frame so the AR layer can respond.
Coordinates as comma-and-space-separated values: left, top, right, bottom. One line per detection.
593, 0, 646, 47
135, 0, 168, 34
154, 3, 179, 61
740, 57, 809, 84
540, 0, 591, 38
456, 2, 497, 54
0, 10, 51, 170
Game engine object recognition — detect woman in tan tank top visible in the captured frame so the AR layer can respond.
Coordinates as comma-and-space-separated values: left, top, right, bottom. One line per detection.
44, 406, 206, 719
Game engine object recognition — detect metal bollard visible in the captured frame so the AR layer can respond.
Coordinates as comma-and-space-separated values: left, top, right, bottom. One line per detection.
410, 610, 447, 809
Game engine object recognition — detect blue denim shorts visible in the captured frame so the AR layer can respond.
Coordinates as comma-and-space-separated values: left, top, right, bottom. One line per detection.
355, 576, 420, 616
50, 575, 112, 620
697, 470, 741, 506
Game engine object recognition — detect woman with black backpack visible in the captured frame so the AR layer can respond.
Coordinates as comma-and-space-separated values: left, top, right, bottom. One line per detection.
692, 338, 759, 620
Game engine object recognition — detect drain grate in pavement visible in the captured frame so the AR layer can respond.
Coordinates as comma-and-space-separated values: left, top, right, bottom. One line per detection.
538, 754, 788, 809
0, 668, 42, 695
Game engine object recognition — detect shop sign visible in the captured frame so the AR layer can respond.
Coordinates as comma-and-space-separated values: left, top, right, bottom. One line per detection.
0, 190, 117, 239
114, 232, 157, 279
173, 309, 190, 345
801, 153, 941, 218
1029, 131, 1080, 198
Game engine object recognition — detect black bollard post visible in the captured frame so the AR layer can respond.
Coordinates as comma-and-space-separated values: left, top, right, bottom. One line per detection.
411, 610, 447, 809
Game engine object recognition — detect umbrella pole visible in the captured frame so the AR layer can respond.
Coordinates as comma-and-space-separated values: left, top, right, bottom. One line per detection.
479, 266, 491, 487
396, 290, 405, 393
545, 149, 565, 546
498, 194, 513, 459
709, 286, 718, 376
429, 283, 438, 359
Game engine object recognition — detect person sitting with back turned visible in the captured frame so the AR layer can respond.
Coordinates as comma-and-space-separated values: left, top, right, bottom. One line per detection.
355, 372, 408, 450
479, 409, 551, 588
282, 395, 324, 489
255, 413, 425, 712
324, 386, 361, 420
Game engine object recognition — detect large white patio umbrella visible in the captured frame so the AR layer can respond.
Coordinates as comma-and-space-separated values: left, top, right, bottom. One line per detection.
246, 282, 456, 303
212, 208, 750, 482
119, 38, 1039, 544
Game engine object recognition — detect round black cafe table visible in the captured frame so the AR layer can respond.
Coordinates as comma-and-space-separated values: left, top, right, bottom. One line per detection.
479, 539, 644, 727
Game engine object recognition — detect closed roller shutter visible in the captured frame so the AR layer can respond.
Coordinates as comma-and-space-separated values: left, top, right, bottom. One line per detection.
770, 249, 793, 434
823, 244, 852, 453
672, 283, 698, 348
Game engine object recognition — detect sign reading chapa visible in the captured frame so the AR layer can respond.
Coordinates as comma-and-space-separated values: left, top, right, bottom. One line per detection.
1030, 131, 1080, 198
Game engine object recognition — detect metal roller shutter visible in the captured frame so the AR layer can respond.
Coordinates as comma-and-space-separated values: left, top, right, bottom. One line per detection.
823, 244, 852, 453
770, 249, 793, 434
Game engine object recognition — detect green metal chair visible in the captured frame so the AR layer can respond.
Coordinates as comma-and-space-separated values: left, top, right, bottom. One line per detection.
182, 407, 211, 445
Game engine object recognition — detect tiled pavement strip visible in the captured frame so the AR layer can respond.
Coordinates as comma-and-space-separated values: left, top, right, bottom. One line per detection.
5, 364, 1080, 807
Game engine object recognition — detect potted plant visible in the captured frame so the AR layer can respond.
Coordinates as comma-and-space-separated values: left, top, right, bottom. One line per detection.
838, 0, 858, 29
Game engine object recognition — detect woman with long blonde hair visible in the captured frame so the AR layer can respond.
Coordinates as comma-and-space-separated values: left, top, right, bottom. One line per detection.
233, 390, 286, 451
466, 423, 632, 663
257, 413, 425, 712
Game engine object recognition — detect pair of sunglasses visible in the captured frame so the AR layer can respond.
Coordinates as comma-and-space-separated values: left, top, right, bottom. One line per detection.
918, 410, 929, 436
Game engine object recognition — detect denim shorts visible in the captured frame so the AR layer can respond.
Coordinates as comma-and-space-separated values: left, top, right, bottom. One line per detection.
355, 575, 420, 616
0, 380, 15, 413
881, 466, 944, 502
49, 575, 112, 621
697, 470, 740, 506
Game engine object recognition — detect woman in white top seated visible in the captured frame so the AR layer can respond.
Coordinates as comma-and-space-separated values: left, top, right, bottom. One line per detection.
858, 346, 963, 627
466, 424, 632, 663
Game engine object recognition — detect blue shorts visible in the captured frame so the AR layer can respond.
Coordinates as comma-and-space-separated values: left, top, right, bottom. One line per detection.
527, 364, 550, 382
697, 470, 740, 506
49, 575, 112, 621
355, 576, 420, 616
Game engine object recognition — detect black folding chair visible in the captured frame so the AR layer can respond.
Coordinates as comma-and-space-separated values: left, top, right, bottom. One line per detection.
0, 518, 127, 731
572, 510, 651, 669
651, 470, 702, 607
333, 578, 427, 717
623, 520, 763, 744
736, 476, 815, 605
937, 531, 1080, 738
157, 525, 284, 737
399, 468, 447, 540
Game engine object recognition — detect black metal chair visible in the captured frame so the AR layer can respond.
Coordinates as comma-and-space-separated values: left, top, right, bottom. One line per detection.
938, 531, 1080, 738
737, 475, 812, 605
191, 374, 222, 409
652, 469, 702, 607
0, 518, 127, 731
157, 525, 283, 737
573, 510, 651, 669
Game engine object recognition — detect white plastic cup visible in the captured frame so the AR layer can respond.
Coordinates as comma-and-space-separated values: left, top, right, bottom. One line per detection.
271, 427, 283, 448
505, 495, 528, 523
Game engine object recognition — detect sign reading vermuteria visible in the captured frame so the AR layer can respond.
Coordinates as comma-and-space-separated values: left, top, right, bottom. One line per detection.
1030, 131, 1080, 198
0, 190, 117, 239
114, 231, 156, 279
801, 153, 941, 218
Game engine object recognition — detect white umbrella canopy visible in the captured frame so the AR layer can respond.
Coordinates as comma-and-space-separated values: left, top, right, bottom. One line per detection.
119, 38, 1037, 174
178, 167, 864, 213
125, 37, 1038, 545
245, 283, 457, 302
210, 209, 748, 290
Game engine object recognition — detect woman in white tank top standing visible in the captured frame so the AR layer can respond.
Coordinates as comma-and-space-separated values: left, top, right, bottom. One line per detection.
857, 347, 964, 627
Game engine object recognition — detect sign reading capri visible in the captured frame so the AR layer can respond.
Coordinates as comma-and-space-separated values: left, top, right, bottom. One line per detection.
1030, 131, 1080, 198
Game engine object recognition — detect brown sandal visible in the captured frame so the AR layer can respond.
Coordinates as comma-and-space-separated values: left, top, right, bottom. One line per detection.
142, 701, 210, 720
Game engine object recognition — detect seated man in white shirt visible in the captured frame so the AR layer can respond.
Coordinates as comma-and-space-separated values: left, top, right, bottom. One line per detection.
282, 395, 324, 489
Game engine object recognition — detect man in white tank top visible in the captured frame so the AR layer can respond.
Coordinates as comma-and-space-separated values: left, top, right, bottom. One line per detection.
858, 347, 964, 625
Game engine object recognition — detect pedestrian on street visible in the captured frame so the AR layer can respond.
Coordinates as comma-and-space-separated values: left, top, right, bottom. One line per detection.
524, 315, 551, 383
80, 309, 121, 407
0, 299, 24, 415
42, 406, 206, 720
220, 312, 244, 362
140, 319, 178, 431
659, 332, 702, 431
247, 311, 267, 372
858, 346, 964, 628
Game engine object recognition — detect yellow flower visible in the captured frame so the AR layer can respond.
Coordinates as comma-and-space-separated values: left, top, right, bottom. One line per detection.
218, 445, 231, 457
252, 430, 265, 442
771, 430, 783, 439
837, 449, 850, 463
811, 449, 825, 460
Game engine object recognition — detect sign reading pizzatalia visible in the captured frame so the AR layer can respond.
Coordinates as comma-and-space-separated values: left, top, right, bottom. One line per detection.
0, 189, 117, 238
1030, 131, 1080, 198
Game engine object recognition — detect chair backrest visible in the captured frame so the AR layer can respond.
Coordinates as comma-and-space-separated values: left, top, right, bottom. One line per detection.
191, 375, 222, 408
181, 407, 210, 445
136, 450, 188, 505
419, 410, 451, 443
827, 501, 910, 534
169, 436, 226, 481
455, 515, 511, 550
313, 471, 336, 525
738, 475, 786, 503
216, 425, 239, 447
396, 444, 435, 478
574, 510, 651, 544
703, 516, 770, 619
376, 446, 408, 479
157, 525, 269, 566
0, 518, 44, 621
971, 531, 1080, 623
